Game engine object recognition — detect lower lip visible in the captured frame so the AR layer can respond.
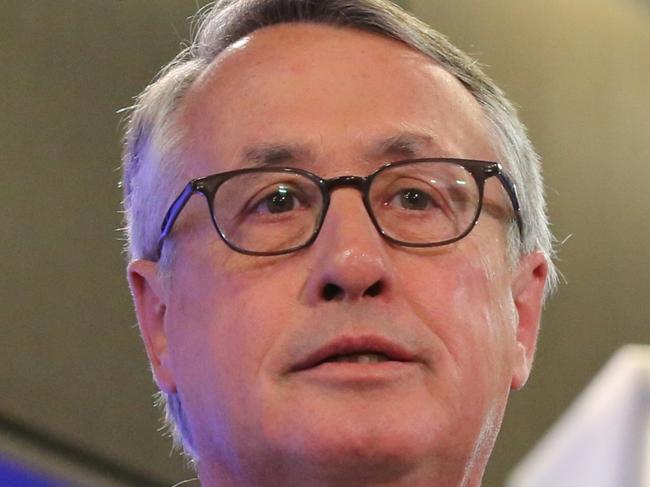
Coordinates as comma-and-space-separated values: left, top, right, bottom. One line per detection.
293, 361, 422, 386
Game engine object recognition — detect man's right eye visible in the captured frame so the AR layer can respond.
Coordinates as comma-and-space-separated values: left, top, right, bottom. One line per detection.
252, 186, 301, 214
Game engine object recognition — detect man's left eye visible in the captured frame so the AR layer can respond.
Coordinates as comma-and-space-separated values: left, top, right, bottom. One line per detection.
390, 188, 438, 211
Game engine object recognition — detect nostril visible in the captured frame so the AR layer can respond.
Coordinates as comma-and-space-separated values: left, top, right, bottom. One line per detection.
364, 280, 383, 297
322, 283, 343, 301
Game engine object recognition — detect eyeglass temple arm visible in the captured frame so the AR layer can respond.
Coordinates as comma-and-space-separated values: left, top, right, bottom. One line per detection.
156, 182, 196, 259
496, 172, 524, 240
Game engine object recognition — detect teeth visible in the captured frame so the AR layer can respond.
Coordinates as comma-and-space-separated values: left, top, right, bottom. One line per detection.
328, 352, 389, 363
357, 353, 381, 364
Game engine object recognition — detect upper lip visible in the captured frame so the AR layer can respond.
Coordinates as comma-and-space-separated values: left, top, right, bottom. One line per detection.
290, 335, 418, 372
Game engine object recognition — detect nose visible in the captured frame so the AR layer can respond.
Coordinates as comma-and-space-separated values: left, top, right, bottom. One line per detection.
303, 190, 394, 304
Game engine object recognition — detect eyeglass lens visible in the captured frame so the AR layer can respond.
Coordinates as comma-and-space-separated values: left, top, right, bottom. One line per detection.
209, 161, 481, 254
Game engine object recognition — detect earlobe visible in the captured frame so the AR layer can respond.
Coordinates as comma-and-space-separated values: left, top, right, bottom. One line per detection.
510, 251, 548, 391
127, 260, 177, 394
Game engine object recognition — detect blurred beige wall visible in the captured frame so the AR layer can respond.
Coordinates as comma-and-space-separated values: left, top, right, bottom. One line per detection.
1, 1, 648, 486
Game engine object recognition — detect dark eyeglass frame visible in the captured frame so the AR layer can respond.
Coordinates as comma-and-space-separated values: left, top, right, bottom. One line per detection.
157, 157, 523, 258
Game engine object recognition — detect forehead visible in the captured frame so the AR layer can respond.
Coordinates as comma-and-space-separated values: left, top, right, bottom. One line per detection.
178, 22, 495, 176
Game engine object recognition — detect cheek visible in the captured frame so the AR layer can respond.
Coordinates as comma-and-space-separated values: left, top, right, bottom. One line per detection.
397, 246, 517, 384
164, 253, 303, 414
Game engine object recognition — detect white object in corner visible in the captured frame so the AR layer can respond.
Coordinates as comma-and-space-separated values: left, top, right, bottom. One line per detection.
507, 345, 650, 487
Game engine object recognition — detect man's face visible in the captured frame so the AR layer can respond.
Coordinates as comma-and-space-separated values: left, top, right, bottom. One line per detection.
130, 23, 546, 486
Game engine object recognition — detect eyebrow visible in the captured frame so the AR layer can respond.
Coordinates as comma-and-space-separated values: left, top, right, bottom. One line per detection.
238, 131, 440, 168
371, 132, 438, 160
241, 143, 310, 167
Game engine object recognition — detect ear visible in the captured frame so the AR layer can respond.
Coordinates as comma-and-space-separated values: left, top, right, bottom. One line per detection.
510, 251, 548, 391
127, 260, 177, 394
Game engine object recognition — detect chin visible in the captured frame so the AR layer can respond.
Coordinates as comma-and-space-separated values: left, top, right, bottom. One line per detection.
269, 405, 442, 473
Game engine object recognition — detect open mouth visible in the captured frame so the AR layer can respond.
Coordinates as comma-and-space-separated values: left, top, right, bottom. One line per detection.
291, 336, 415, 372
319, 352, 392, 364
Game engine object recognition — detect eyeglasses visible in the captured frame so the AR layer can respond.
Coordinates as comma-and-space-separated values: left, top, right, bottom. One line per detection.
157, 158, 523, 258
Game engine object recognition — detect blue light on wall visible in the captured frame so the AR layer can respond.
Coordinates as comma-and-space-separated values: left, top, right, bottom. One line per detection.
0, 457, 69, 487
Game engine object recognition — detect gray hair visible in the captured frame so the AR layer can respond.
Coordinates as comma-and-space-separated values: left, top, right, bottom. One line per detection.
122, 0, 558, 461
